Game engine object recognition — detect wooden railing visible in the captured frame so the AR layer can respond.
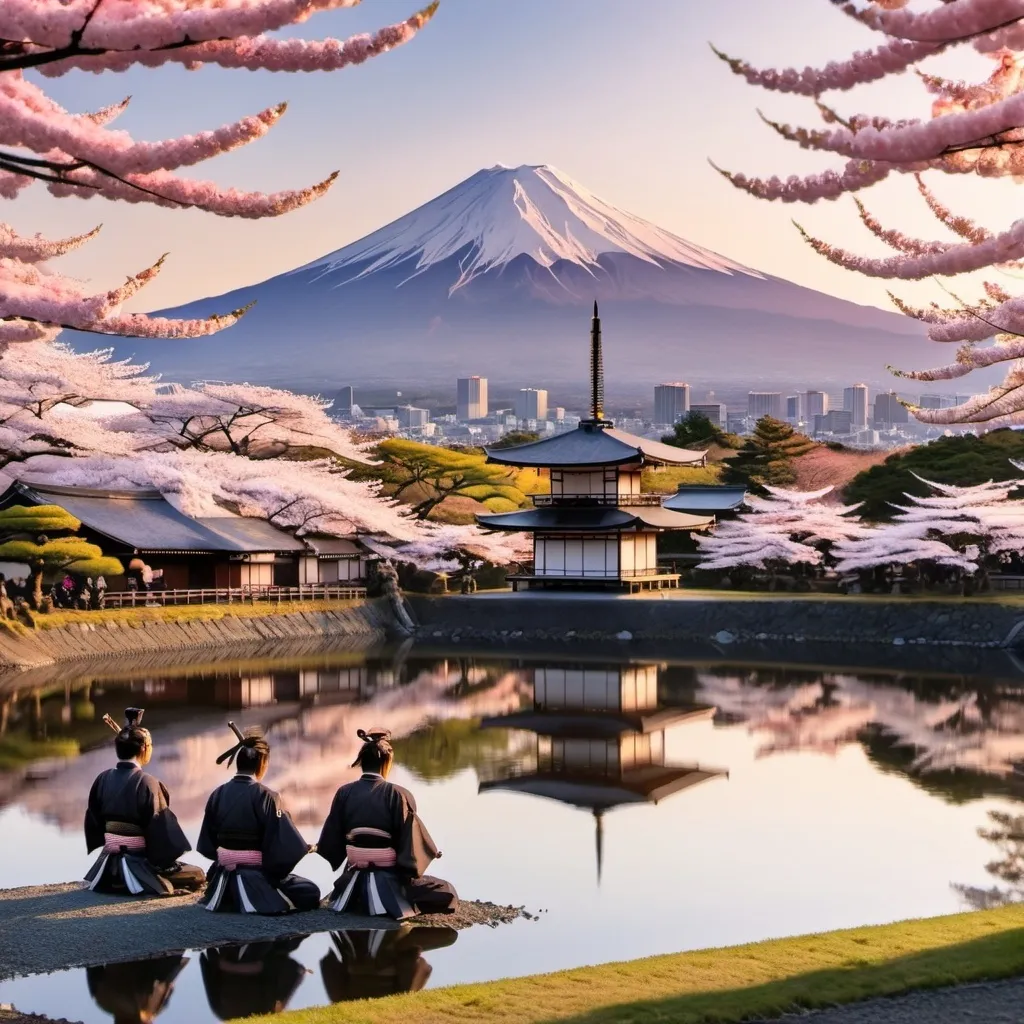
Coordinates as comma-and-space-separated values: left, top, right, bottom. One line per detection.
531, 494, 665, 507
102, 583, 366, 608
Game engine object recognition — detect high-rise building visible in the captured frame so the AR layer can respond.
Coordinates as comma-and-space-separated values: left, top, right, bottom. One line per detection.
397, 405, 430, 429
843, 383, 869, 429
786, 395, 801, 423
804, 390, 829, 420
515, 388, 549, 422
873, 391, 909, 427
814, 409, 853, 435
919, 393, 967, 410
748, 391, 784, 420
335, 385, 355, 417
654, 383, 691, 426
691, 402, 726, 427
456, 376, 488, 421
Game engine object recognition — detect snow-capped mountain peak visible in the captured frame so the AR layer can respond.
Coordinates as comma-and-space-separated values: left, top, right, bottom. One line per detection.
298, 163, 757, 292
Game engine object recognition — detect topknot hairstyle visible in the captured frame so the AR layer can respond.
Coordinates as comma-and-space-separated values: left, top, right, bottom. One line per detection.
351, 727, 394, 774
105, 707, 151, 761
217, 721, 270, 775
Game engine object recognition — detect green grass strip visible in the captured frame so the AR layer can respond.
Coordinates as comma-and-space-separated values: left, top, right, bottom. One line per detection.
253, 907, 1024, 1024
35, 598, 365, 631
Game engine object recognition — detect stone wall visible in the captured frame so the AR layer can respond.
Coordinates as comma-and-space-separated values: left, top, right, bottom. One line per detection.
0, 601, 395, 670
406, 594, 1024, 650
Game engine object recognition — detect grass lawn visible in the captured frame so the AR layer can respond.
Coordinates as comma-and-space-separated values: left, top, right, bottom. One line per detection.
252, 906, 1024, 1024
34, 598, 368, 631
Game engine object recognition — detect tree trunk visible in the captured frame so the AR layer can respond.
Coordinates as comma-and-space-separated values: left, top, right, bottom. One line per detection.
30, 565, 44, 611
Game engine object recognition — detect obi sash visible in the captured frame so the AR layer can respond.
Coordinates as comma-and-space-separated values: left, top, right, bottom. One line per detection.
103, 820, 146, 854
346, 827, 396, 869
217, 848, 264, 870
216, 829, 263, 871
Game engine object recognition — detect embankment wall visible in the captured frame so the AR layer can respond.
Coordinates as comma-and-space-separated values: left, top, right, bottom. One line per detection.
407, 594, 1024, 650
0, 600, 395, 670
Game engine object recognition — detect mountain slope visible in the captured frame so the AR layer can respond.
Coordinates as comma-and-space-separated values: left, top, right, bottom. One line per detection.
138, 164, 933, 391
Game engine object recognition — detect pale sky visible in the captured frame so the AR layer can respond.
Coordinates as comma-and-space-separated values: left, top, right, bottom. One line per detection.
14, 0, 1015, 313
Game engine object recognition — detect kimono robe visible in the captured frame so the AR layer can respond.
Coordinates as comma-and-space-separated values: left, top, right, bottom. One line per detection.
86, 955, 188, 1022
83, 761, 204, 896
317, 773, 459, 919
320, 927, 458, 1003
200, 938, 307, 1018
197, 774, 320, 914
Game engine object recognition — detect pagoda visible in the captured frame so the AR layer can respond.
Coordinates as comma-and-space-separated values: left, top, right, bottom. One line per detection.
477, 662, 726, 882
477, 304, 714, 591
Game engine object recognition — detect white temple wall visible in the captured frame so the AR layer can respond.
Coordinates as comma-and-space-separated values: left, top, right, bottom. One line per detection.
533, 534, 620, 577
619, 533, 659, 576
551, 468, 616, 498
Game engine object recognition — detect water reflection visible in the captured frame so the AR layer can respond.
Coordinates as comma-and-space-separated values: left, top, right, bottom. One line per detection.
319, 928, 459, 1002
200, 939, 308, 1019
479, 664, 726, 881
86, 954, 188, 1023
12, 650, 1024, 1023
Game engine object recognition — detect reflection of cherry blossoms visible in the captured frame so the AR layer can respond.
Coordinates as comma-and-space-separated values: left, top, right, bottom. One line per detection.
714, 2, 1024, 425
11, 660, 529, 833
697, 668, 1024, 778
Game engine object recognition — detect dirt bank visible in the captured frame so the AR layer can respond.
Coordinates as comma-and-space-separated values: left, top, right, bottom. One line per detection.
0, 883, 527, 979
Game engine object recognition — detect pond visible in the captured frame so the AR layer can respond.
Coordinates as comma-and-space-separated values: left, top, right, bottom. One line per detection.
2, 645, 1024, 1022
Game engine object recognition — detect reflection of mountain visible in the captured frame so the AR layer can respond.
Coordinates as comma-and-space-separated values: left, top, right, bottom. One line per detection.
696, 668, 1024, 802
11, 659, 530, 830
319, 927, 458, 1003
478, 664, 726, 881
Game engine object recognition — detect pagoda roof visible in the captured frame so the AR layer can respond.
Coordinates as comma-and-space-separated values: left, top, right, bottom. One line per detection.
475, 505, 712, 533
485, 423, 706, 469
478, 764, 725, 811
663, 485, 748, 514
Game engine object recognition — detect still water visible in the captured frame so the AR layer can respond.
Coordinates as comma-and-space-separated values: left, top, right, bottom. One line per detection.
2, 646, 1024, 1021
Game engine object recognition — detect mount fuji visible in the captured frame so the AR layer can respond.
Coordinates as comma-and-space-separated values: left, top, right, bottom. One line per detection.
143, 164, 933, 391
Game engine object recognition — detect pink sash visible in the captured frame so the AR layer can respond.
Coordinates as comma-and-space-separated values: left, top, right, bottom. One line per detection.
217, 848, 263, 870
345, 846, 396, 869
103, 833, 145, 854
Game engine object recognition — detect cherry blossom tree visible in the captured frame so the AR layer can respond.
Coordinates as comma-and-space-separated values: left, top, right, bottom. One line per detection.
696, 484, 865, 585
0, 0, 437, 340
714, 0, 1024, 426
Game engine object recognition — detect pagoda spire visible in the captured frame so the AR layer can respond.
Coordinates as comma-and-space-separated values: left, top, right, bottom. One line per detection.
590, 300, 604, 422
594, 808, 605, 886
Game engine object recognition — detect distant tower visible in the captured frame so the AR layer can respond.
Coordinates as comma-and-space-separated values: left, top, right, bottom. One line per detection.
589, 301, 604, 422
654, 383, 691, 427
335, 385, 355, 417
843, 383, 869, 429
456, 376, 489, 421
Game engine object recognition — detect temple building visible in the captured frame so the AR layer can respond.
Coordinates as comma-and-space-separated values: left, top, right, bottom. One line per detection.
476, 304, 714, 591
477, 662, 726, 881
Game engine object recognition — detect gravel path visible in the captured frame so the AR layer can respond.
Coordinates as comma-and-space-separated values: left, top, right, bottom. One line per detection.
0, 883, 526, 979
758, 977, 1024, 1023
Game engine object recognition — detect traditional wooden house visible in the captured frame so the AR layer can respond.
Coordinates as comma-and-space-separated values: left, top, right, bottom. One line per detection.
0, 480, 370, 590
476, 305, 714, 591
477, 663, 725, 881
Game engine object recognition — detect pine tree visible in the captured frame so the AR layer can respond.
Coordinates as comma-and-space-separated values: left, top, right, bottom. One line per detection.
0, 505, 123, 610
723, 417, 815, 491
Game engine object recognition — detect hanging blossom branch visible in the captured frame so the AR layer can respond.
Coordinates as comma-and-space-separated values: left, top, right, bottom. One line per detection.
0, 0, 438, 339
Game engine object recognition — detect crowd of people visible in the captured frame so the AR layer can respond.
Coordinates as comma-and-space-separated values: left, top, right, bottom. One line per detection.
83, 709, 459, 920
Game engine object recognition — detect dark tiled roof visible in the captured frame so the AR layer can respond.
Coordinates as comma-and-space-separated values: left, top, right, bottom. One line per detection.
662, 485, 747, 514
485, 423, 706, 468
475, 505, 712, 532
3, 481, 301, 553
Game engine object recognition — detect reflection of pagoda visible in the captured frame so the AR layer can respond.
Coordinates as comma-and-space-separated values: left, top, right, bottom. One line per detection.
476, 305, 713, 592
478, 664, 726, 881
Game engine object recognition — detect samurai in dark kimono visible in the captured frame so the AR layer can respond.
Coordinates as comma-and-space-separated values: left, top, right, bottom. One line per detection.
317, 728, 459, 920
320, 927, 458, 1003
83, 708, 205, 897
200, 938, 308, 1019
197, 724, 320, 914
87, 954, 188, 1024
